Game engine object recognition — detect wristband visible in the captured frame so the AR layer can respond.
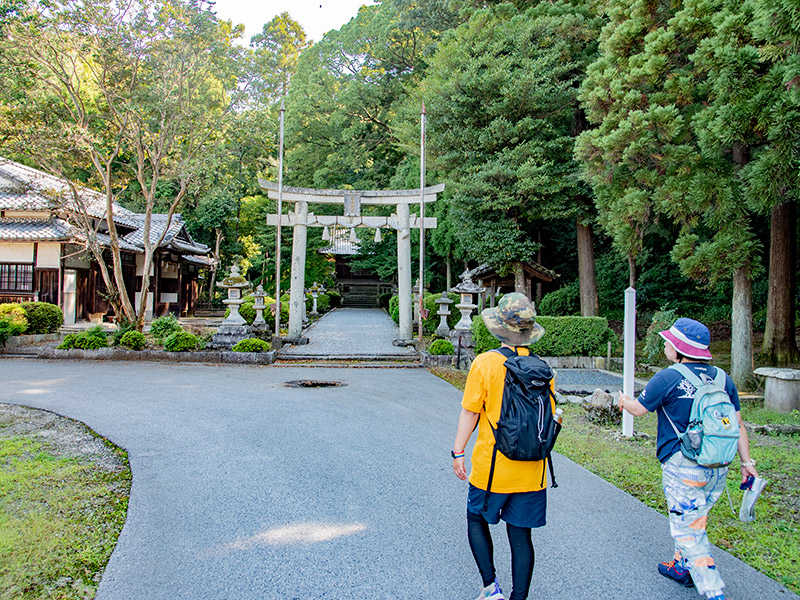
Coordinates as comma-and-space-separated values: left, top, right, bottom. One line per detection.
451, 450, 465, 459
740, 459, 756, 467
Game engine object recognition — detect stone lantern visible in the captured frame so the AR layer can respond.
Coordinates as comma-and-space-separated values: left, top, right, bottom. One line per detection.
211, 263, 252, 349
308, 281, 327, 317
412, 278, 421, 326
434, 292, 453, 338
250, 284, 268, 332
449, 273, 484, 348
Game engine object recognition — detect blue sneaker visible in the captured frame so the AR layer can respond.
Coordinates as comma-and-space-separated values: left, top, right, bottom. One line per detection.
658, 560, 694, 587
475, 580, 505, 600
708, 596, 726, 600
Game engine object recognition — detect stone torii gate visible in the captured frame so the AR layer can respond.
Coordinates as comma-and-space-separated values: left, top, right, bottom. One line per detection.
259, 180, 443, 341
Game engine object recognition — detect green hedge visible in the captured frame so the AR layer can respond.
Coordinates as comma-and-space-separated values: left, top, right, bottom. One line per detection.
428, 339, 455, 355
150, 315, 182, 340
232, 338, 271, 353
0, 303, 27, 335
537, 283, 580, 316
472, 315, 619, 356
163, 330, 198, 352
57, 326, 108, 350
21, 302, 63, 334
120, 330, 146, 351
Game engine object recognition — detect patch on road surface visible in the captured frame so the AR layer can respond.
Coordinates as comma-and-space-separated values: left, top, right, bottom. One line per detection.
283, 380, 346, 388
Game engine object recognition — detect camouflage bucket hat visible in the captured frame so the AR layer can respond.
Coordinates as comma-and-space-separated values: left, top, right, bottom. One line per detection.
481, 292, 545, 347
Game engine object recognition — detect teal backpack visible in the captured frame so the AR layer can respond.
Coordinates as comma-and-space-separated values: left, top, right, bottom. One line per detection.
662, 364, 740, 468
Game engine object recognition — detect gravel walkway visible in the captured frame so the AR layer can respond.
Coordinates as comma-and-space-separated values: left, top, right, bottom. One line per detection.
278, 307, 417, 359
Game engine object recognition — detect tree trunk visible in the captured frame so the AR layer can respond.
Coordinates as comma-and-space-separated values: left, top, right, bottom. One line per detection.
208, 228, 222, 304
513, 261, 525, 294
730, 266, 754, 388
536, 223, 543, 303
761, 201, 800, 366
627, 254, 637, 288
577, 219, 599, 316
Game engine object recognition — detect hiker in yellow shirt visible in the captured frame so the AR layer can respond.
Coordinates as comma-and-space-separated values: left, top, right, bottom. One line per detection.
452, 293, 555, 600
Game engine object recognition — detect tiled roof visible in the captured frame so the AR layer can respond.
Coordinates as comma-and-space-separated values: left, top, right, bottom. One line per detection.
181, 253, 214, 266
0, 217, 74, 241
0, 157, 210, 261
86, 231, 143, 253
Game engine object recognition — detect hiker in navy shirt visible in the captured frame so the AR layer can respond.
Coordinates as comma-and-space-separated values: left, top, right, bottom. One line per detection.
639, 362, 741, 463
618, 318, 758, 600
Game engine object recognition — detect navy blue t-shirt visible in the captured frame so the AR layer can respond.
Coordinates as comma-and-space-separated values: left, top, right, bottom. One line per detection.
637, 363, 740, 463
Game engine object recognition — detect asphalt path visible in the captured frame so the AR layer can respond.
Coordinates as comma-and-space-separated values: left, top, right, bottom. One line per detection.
0, 359, 794, 600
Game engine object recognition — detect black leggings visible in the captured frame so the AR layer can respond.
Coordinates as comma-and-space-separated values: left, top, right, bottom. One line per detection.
467, 510, 535, 600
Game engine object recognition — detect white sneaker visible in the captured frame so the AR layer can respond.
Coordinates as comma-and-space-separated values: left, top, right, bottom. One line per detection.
739, 476, 768, 522
476, 580, 505, 600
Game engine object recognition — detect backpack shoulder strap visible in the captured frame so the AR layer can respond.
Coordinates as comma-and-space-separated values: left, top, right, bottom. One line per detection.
669, 362, 705, 389
713, 366, 728, 388
492, 346, 517, 360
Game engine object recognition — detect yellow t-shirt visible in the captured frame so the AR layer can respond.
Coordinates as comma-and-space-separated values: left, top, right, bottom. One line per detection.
462, 347, 556, 493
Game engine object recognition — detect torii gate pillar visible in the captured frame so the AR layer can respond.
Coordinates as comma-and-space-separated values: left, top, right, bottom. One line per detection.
288, 200, 308, 339
396, 202, 412, 340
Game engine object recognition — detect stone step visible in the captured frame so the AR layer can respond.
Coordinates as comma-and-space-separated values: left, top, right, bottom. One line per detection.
273, 359, 422, 368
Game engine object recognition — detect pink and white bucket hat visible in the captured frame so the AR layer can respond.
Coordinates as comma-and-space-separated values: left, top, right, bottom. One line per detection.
659, 317, 712, 360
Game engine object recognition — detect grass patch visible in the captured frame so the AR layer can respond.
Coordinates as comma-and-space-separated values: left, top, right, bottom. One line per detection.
0, 411, 131, 600
429, 366, 800, 594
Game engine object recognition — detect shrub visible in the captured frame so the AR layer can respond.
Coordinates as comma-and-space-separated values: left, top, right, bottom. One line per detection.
163, 330, 198, 352
472, 315, 618, 356
327, 290, 342, 307
232, 338, 271, 353
112, 318, 137, 346
644, 309, 678, 365
0, 318, 19, 346
316, 293, 331, 313
57, 333, 79, 349
389, 295, 401, 324
428, 339, 455, 355
0, 303, 27, 335
150, 315, 182, 340
538, 282, 580, 316
120, 330, 146, 351
378, 293, 392, 308
20, 302, 63, 334
58, 326, 109, 350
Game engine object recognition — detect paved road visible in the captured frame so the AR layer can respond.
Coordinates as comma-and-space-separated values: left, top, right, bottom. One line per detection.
279, 308, 417, 359
0, 359, 794, 600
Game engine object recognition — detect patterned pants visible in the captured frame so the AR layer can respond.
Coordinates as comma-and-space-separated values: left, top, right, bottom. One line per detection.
662, 452, 728, 598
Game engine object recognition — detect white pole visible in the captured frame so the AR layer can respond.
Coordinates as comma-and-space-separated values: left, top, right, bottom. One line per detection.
622, 286, 636, 437
418, 101, 426, 343
274, 98, 285, 338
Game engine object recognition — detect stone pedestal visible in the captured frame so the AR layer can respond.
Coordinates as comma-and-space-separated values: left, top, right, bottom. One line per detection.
754, 368, 800, 412
211, 264, 252, 349
211, 325, 252, 350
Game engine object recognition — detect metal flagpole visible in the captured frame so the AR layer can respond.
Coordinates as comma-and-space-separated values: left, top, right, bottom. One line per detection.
274, 98, 285, 338
418, 101, 426, 343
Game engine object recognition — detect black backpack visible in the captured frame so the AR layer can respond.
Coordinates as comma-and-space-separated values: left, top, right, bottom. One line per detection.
483, 347, 561, 510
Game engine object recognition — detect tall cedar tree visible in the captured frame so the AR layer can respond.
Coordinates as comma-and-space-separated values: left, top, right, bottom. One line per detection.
422, 2, 602, 295
747, 0, 800, 365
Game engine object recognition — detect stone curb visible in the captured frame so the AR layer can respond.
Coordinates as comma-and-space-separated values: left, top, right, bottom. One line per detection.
2, 333, 60, 348
35, 346, 277, 365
